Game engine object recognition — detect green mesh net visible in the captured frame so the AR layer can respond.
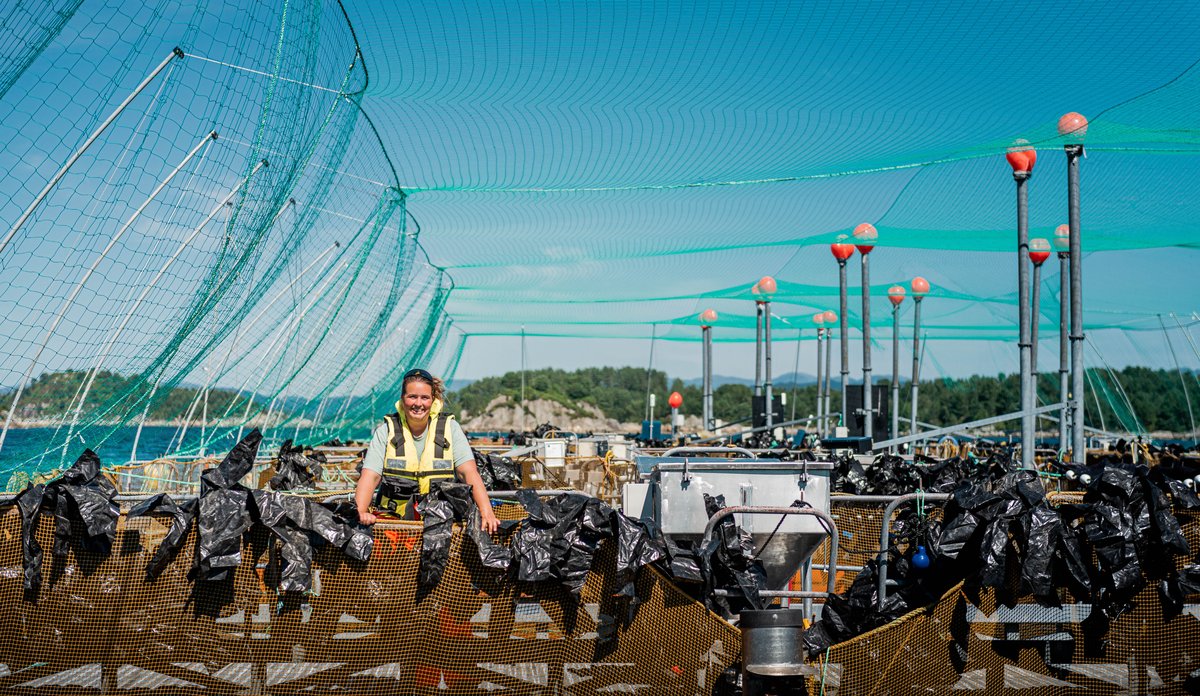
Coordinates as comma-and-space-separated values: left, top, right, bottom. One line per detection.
1, 0, 1199, 473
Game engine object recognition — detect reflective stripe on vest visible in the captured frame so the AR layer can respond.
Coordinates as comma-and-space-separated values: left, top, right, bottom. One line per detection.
381, 411, 456, 496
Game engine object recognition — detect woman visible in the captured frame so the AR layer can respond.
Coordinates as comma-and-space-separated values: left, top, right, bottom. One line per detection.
354, 368, 500, 533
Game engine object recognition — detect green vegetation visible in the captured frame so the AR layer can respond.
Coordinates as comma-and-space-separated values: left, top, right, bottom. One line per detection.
448, 365, 1200, 434
6, 365, 1196, 434
0, 370, 258, 424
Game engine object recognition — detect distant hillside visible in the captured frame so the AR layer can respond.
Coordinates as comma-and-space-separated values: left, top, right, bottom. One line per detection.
0, 370, 264, 425
448, 365, 1200, 435
445, 366, 812, 425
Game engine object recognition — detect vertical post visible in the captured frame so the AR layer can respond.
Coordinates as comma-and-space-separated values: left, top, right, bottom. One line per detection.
1059, 250, 1069, 454
815, 326, 824, 437
520, 326, 527, 431
892, 304, 901, 446
0, 156, 264, 456
1015, 169, 1034, 469
130, 378, 161, 462
0, 48, 185, 257
790, 330, 801, 422
701, 325, 712, 430
838, 260, 849, 427
1031, 262, 1042, 397
700, 326, 710, 429
910, 297, 923, 437
861, 252, 873, 438
754, 302, 763, 397
824, 327, 833, 427
1067, 145, 1085, 463
764, 299, 773, 431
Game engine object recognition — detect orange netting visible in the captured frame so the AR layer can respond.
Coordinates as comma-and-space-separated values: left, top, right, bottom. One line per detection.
805, 511, 1200, 694
0, 506, 740, 694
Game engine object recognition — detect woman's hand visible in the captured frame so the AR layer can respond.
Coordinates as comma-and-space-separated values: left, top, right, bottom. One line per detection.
358, 509, 378, 526
480, 508, 500, 534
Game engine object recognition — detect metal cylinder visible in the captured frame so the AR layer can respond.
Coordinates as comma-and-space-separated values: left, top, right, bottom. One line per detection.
892, 305, 900, 447
839, 260, 849, 427
910, 297, 923, 438
815, 328, 824, 436
754, 302, 763, 397
764, 300, 773, 431
824, 328, 833, 427
1067, 145, 1085, 464
1016, 170, 1034, 469
861, 253, 873, 438
740, 609, 807, 678
700, 326, 705, 429
1059, 253, 1069, 454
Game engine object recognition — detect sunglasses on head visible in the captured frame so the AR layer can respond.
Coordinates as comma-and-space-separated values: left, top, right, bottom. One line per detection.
403, 368, 434, 382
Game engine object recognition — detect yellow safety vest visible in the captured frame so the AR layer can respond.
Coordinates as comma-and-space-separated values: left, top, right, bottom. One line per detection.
376, 400, 457, 515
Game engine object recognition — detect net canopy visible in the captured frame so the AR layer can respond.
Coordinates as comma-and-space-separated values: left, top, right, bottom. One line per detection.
2, 0, 1200, 469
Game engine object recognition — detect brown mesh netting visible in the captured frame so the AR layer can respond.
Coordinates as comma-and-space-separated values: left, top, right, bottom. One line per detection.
0, 507, 740, 694
805, 511, 1200, 694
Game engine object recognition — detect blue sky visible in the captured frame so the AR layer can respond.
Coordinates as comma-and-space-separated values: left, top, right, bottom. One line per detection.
2, 0, 1200, 398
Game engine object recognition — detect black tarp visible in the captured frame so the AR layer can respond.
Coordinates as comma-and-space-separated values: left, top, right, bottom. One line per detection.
3, 449, 119, 593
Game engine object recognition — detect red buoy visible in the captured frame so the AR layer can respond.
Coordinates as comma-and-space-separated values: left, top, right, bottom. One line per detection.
1006, 139, 1036, 173
1057, 112, 1089, 141
888, 285, 906, 306
830, 234, 855, 261
757, 275, 777, 296
1053, 223, 1070, 252
668, 391, 683, 409
911, 276, 930, 297
1029, 238, 1051, 266
852, 223, 878, 254
699, 308, 718, 326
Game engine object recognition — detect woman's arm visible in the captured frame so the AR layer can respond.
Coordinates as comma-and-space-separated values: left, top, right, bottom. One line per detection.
355, 468, 381, 525
456, 459, 500, 534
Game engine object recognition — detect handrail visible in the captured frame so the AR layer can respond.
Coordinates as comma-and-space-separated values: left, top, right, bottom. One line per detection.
661, 446, 756, 459
701, 505, 839, 599
876, 492, 951, 609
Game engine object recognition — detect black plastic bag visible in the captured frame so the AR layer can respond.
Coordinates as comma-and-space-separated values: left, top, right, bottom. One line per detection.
129, 493, 198, 580
614, 512, 665, 596
474, 451, 521, 491
251, 490, 374, 592
4, 449, 119, 592
12, 483, 46, 592
416, 481, 473, 587
191, 430, 261, 581
268, 439, 325, 491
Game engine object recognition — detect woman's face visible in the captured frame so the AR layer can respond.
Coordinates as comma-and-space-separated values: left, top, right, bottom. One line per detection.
402, 380, 434, 427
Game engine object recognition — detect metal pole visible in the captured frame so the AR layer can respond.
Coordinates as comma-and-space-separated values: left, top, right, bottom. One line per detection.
59, 132, 217, 450
0, 154, 263, 457
1059, 251, 1069, 455
838, 259, 849, 427
1015, 170, 1034, 469
44, 158, 264, 456
1067, 145, 1085, 463
824, 327, 833, 428
129, 378, 161, 462
754, 302, 763, 397
815, 327, 824, 436
0, 48, 184, 257
764, 300, 773, 431
891, 304, 900, 447
790, 329, 801, 422
910, 297, 923, 438
1032, 264, 1041, 386
702, 325, 712, 429
861, 253, 873, 438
